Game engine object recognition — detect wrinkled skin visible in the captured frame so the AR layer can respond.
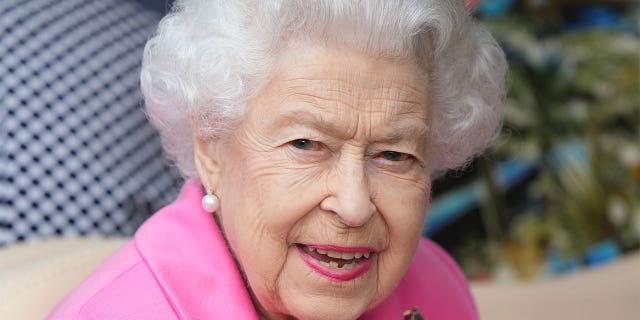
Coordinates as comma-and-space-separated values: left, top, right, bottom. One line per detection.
194, 45, 432, 320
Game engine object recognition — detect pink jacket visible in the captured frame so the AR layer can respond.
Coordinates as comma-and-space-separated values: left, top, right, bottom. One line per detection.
48, 179, 478, 319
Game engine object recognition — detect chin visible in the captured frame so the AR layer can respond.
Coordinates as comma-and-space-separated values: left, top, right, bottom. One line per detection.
288, 307, 366, 320
276, 295, 373, 320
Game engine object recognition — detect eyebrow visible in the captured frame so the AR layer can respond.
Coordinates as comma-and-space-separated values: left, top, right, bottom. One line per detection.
379, 123, 430, 144
274, 108, 430, 144
275, 110, 339, 134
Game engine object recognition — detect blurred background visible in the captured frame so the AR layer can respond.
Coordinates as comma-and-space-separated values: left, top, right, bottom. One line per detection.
428, 0, 639, 283
427, 0, 640, 318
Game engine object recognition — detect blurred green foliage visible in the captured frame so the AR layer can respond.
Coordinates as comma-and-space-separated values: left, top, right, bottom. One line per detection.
457, 4, 640, 280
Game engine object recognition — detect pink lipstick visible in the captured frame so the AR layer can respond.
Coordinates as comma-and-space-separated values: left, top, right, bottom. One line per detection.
296, 244, 375, 281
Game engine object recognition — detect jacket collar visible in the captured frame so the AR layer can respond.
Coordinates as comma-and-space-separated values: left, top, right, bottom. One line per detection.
134, 179, 258, 319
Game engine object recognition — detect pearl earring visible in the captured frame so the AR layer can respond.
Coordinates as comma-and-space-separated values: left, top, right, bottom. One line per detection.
201, 189, 220, 213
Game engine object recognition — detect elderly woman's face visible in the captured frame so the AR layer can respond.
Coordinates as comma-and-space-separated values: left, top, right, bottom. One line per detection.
196, 45, 431, 320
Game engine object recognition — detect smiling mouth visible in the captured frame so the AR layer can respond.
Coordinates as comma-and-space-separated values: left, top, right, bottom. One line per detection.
297, 244, 373, 269
296, 244, 375, 280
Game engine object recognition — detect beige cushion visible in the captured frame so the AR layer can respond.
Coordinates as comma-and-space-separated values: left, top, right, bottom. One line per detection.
0, 237, 128, 320
472, 252, 640, 320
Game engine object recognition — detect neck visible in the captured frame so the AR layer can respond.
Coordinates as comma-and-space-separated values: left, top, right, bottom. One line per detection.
213, 213, 285, 320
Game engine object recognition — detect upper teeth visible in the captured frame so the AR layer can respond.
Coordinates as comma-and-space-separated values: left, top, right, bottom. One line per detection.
310, 247, 372, 260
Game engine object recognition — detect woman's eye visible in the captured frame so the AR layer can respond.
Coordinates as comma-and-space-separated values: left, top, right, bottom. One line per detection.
372, 150, 417, 173
381, 151, 410, 162
290, 139, 320, 151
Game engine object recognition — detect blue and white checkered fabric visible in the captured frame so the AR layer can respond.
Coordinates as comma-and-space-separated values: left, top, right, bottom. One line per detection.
0, 0, 182, 245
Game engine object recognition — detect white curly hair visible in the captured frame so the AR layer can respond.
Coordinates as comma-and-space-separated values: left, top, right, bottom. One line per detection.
140, 0, 507, 178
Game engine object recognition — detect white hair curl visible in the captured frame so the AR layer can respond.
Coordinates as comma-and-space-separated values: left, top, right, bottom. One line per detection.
140, 0, 507, 177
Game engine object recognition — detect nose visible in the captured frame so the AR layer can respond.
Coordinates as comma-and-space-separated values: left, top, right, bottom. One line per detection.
320, 157, 376, 227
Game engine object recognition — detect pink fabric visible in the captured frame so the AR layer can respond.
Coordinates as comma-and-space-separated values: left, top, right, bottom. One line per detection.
364, 241, 479, 319
48, 179, 477, 319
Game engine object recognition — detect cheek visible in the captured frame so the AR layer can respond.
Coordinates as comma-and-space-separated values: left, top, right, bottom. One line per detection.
370, 175, 430, 300
219, 137, 329, 244
216, 171, 292, 311
380, 188, 428, 250
373, 173, 430, 230
216, 150, 330, 304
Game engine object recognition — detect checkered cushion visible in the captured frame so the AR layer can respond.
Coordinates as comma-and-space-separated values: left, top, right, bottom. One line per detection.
0, 0, 182, 245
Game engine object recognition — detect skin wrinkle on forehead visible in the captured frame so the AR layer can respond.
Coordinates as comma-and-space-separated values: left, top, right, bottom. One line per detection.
281, 77, 427, 104
274, 58, 429, 131
279, 76, 428, 111
276, 45, 430, 102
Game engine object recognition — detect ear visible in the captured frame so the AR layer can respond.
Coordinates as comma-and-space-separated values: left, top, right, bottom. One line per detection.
193, 135, 222, 193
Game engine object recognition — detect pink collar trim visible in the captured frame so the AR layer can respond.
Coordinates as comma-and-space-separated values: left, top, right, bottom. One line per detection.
134, 179, 258, 319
